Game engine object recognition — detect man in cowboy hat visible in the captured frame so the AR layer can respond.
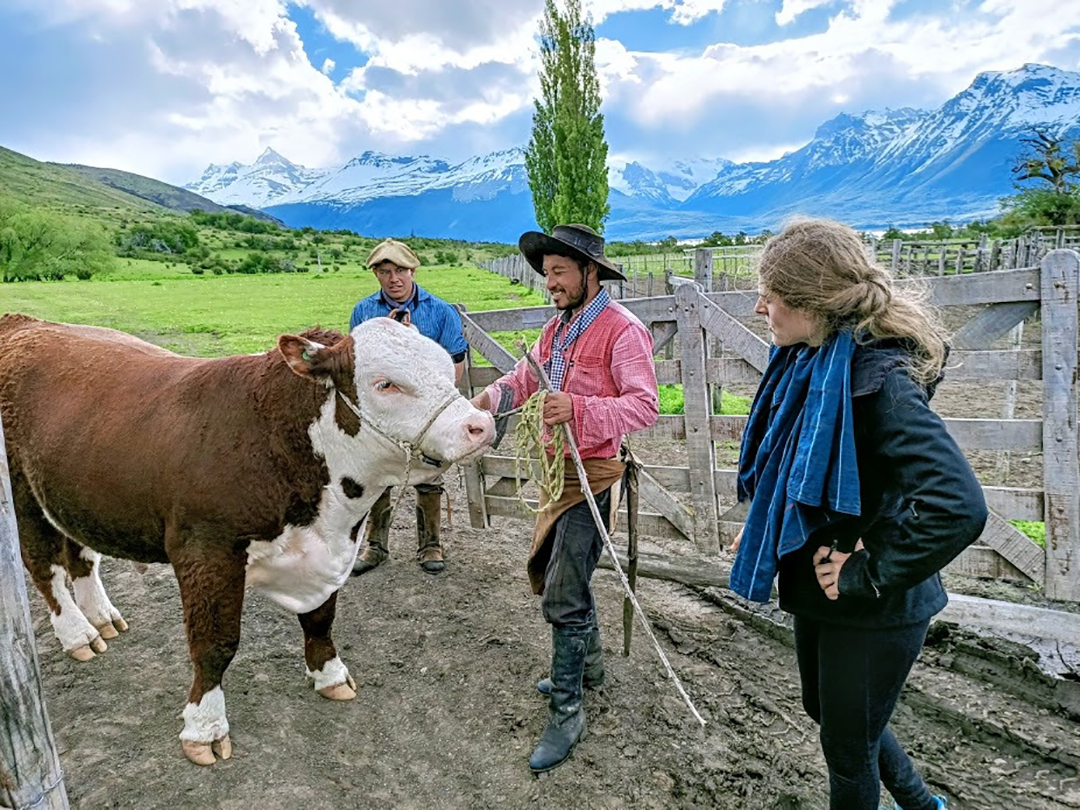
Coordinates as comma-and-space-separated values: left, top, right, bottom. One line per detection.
349, 238, 469, 576
471, 223, 658, 773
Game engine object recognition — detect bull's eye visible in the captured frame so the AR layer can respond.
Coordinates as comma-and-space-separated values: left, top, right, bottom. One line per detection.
374, 379, 400, 393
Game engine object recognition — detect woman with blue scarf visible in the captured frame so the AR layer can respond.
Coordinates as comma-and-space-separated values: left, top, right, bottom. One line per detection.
732, 218, 988, 810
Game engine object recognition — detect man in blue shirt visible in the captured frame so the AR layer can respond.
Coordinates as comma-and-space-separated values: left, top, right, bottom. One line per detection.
350, 238, 469, 576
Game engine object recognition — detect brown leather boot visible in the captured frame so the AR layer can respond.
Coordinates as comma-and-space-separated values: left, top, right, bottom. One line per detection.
415, 484, 445, 574
352, 488, 392, 576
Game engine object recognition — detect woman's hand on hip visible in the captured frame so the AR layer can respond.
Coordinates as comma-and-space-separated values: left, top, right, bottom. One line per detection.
813, 540, 864, 601
730, 527, 743, 553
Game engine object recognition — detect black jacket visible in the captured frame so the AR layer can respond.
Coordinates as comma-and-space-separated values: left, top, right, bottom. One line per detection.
776, 342, 989, 628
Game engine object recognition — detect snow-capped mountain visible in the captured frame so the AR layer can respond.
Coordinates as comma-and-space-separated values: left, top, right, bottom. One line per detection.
187, 63, 1080, 241
684, 63, 1080, 228
608, 157, 733, 204
187, 147, 328, 207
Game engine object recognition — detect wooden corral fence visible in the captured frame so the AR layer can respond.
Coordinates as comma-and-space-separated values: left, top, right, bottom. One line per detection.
481, 228, 1080, 296
461, 249, 1080, 603
478, 247, 758, 302
871, 228, 1080, 276
0, 414, 70, 809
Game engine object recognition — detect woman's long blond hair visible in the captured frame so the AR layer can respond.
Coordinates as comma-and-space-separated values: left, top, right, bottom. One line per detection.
756, 217, 948, 386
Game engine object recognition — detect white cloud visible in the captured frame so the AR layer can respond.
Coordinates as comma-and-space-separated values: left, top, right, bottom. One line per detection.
609, 0, 1080, 126
2, 0, 1079, 186
775, 0, 839, 27
585, 0, 729, 25
726, 142, 807, 163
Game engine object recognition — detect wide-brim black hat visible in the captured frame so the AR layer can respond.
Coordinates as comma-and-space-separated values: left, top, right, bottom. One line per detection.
518, 223, 626, 282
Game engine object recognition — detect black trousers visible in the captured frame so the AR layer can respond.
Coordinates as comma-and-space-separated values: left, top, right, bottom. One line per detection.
540, 488, 612, 630
794, 616, 938, 810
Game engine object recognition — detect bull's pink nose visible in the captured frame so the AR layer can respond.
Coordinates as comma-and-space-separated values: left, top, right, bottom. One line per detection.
463, 412, 495, 445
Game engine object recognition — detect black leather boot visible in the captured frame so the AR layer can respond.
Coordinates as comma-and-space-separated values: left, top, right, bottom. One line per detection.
415, 484, 445, 574
529, 627, 588, 773
352, 488, 392, 576
536, 624, 603, 695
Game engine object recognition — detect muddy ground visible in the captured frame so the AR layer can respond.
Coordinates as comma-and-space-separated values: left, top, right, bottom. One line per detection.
23, 468, 1080, 810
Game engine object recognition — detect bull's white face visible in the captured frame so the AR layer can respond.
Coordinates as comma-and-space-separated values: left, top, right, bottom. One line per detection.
350, 318, 494, 476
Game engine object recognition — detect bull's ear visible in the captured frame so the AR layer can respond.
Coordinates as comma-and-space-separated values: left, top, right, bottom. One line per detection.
278, 335, 330, 379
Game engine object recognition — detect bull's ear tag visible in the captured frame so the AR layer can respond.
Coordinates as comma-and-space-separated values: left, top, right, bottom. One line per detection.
302, 351, 311, 362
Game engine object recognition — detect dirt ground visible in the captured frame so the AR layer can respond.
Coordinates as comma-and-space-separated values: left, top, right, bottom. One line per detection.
22, 466, 1080, 810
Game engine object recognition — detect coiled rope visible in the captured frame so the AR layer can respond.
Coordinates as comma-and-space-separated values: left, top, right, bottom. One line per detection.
512, 391, 566, 511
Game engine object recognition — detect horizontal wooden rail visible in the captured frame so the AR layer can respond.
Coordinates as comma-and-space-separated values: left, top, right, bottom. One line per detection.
480, 458, 1043, 523
629, 415, 1044, 453
484, 495, 688, 543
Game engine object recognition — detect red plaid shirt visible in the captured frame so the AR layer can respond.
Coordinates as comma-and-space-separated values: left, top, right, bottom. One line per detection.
483, 300, 659, 459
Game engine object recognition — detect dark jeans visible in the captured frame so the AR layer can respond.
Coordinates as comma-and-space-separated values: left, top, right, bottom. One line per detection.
541, 488, 612, 630
794, 616, 937, 810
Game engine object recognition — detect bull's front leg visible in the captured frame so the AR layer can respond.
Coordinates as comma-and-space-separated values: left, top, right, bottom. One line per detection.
299, 591, 356, 700
170, 541, 247, 766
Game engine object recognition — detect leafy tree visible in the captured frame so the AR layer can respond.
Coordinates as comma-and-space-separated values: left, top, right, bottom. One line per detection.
1014, 131, 1080, 193
0, 196, 114, 281
524, 0, 610, 233
927, 220, 953, 239
698, 230, 732, 247
116, 220, 200, 256
1000, 130, 1080, 227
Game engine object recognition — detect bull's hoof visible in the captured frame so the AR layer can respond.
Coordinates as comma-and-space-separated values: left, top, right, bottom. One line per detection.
97, 623, 119, 640
90, 635, 108, 653
212, 736, 233, 761
70, 645, 96, 662
318, 674, 357, 701
183, 735, 231, 766
182, 740, 216, 766
114, 617, 129, 632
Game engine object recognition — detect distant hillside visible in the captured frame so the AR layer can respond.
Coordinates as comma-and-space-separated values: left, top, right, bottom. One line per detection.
0, 146, 161, 211
0, 145, 284, 230
58, 163, 283, 225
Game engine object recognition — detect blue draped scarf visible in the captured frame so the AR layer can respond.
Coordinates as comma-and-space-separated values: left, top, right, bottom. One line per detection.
730, 331, 861, 603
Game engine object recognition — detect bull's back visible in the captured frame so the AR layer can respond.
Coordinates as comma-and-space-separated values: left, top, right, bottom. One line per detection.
0, 316, 220, 561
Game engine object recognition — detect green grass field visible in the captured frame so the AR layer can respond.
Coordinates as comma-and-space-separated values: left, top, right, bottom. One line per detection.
3, 265, 546, 356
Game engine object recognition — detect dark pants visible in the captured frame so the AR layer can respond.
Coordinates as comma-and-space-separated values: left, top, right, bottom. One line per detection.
794, 616, 937, 810
541, 488, 612, 630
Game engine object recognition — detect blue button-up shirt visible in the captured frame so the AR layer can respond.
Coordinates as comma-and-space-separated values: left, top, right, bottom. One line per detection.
349, 283, 469, 362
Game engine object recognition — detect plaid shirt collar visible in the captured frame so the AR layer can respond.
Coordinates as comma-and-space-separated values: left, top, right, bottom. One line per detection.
548, 289, 611, 392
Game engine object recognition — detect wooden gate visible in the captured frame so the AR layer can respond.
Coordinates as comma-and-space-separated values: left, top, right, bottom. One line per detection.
459, 250, 1080, 603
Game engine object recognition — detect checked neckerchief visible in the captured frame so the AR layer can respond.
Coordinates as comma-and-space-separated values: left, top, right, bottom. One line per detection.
547, 289, 611, 392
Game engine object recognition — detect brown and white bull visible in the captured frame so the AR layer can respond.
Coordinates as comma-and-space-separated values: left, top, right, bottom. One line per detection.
0, 313, 494, 765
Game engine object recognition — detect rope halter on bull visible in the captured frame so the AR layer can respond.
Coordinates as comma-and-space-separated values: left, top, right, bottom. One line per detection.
515, 341, 706, 728
334, 384, 463, 515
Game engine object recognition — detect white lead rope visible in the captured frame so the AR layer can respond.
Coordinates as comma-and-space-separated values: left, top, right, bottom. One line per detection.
518, 345, 706, 728
335, 386, 461, 517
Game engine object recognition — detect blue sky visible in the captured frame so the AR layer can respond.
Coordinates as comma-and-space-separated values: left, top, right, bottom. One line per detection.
1, 0, 1078, 185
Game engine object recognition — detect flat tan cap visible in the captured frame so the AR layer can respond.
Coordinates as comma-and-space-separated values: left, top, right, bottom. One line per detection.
366, 239, 420, 270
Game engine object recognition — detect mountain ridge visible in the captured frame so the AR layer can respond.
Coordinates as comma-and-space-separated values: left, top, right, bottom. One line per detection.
185, 62, 1080, 241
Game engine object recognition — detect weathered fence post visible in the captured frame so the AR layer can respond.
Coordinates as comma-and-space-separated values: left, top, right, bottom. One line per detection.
1, 414, 70, 810
674, 284, 720, 554
1041, 249, 1080, 602
454, 306, 491, 531
693, 248, 712, 291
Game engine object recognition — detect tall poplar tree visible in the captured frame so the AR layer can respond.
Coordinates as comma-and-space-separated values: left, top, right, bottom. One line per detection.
524, 0, 610, 234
